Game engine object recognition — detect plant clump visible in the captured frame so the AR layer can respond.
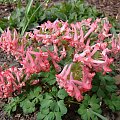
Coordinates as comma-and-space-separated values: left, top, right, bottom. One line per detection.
0, 18, 119, 102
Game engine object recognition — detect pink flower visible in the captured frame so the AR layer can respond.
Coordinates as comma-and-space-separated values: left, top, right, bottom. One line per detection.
111, 34, 120, 54
56, 64, 72, 88
47, 50, 60, 62
52, 60, 61, 72
22, 50, 50, 76
84, 19, 100, 39
56, 64, 95, 101
0, 67, 25, 98
73, 83, 83, 101
60, 21, 68, 33
60, 46, 66, 60
0, 28, 19, 54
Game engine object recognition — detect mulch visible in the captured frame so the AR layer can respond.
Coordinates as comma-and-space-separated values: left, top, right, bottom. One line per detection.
85, 0, 120, 22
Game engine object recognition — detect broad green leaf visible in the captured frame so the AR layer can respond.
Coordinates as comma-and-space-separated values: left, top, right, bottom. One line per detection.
57, 100, 67, 115
47, 112, 55, 120
57, 89, 68, 99
91, 103, 100, 111
90, 95, 98, 103
47, 78, 56, 85
106, 85, 117, 92
41, 99, 53, 109
34, 86, 42, 96
81, 114, 88, 120
12, 105, 16, 112
37, 112, 46, 120
41, 108, 49, 115
54, 112, 62, 120
78, 107, 87, 115
50, 101, 59, 112
45, 94, 53, 100
97, 88, 105, 98
110, 27, 116, 35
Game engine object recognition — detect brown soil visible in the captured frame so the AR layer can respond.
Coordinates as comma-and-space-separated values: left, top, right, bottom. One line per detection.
85, 0, 120, 22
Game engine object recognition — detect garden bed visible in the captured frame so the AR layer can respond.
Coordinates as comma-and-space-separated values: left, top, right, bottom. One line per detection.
0, 0, 120, 120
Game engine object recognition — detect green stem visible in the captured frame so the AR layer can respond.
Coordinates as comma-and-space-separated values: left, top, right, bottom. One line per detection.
21, 0, 48, 36
66, 100, 81, 105
89, 109, 108, 120
0, 27, 3, 33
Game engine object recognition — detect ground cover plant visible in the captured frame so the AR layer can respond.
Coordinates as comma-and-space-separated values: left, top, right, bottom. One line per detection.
0, 0, 102, 35
0, 0, 120, 120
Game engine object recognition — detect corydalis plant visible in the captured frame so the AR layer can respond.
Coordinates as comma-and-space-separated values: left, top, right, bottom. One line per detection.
0, 18, 120, 101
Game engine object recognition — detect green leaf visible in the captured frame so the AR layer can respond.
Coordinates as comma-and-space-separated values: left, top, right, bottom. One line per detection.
21, 2, 43, 36
69, 12, 77, 22
0, 27, 3, 33
54, 112, 62, 120
45, 94, 53, 100
91, 103, 100, 111
37, 112, 46, 120
90, 109, 107, 120
90, 95, 98, 103
57, 89, 68, 99
47, 112, 55, 120
97, 88, 105, 98
47, 78, 56, 85
57, 100, 67, 115
20, 99, 35, 114
34, 86, 42, 96
12, 105, 17, 112
78, 95, 102, 120
50, 101, 59, 112
106, 85, 117, 92
41, 99, 53, 109
55, 12, 67, 21
78, 106, 87, 115
25, 0, 33, 15
104, 94, 120, 111
81, 114, 88, 120
110, 27, 116, 35
41, 108, 49, 115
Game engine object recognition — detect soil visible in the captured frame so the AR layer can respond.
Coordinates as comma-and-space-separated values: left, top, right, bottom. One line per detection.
85, 0, 120, 22
0, 0, 120, 120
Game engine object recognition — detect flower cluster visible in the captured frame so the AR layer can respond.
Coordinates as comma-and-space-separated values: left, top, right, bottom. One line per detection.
0, 18, 120, 100
56, 63, 95, 101
0, 67, 25, 98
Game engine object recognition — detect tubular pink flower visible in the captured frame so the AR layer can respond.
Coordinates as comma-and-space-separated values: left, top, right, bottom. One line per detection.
53, 44, 58, 55
56, 64, 95, 101
47, 50, 60, 62
0, 28, 19, 54
0, 67, 25, 98
56, 64, 71, 88
81, 18, 92, 26
22, 50, 50, 76
111, 34, 120, 54
60, 21, 68, 33
84, 19, 100, 39
52, 60, 61, 72
71, 23, 78, 41
60, 46, 66, 60
64, 82, 74, 97
0, 18, 119, 99
79, 28, 84, 43
73, 83, 83, 101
